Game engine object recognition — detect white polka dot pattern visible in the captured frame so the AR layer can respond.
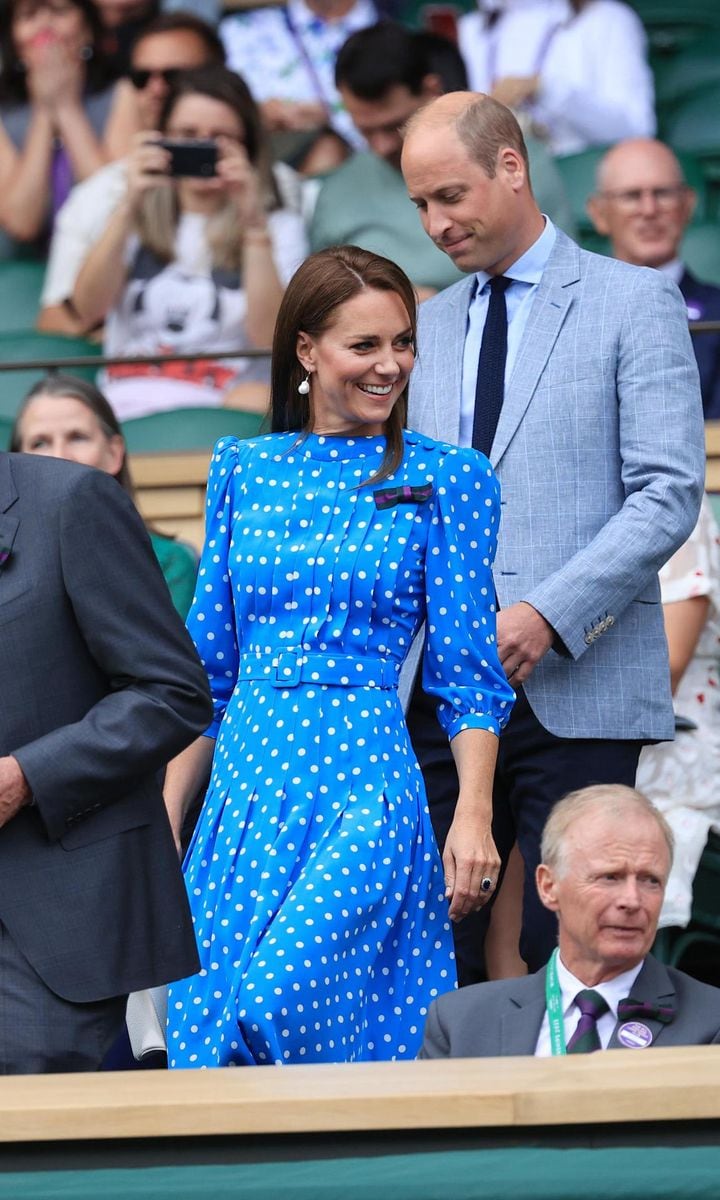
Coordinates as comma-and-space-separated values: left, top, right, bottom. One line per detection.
167, 430, 513, 1067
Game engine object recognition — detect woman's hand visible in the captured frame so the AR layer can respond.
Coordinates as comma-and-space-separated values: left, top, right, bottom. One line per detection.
125, 130, 172, 205
442, 805, 501, 922
217, 138, 266, 230
25, 34, 84, 112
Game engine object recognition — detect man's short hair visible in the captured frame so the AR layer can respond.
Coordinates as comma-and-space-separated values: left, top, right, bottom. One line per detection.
131, 10, 226, 66
541, 784, 675, 875
455, 94, 530, 177
335, 21, 433, 99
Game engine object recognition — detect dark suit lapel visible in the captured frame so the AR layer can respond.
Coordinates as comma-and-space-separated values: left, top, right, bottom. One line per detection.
500, 969, 547, 1055
607, 956, 677, 1050
491, 232, 580, 469
0, 455, 18, 579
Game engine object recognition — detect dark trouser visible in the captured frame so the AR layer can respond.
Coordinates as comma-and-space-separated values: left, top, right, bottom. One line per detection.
407, 679, 643, 984
0, 920, 127, 1075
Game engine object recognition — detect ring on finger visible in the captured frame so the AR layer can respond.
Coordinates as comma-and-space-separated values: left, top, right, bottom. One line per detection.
481, 876, 495, 893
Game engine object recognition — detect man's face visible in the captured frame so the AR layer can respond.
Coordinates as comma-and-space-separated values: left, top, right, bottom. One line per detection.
130, 30, 215, 129
402, 127, 526, 275
339, 82, 430, 172
537, 808, 670, 983
588, 143, 695, 268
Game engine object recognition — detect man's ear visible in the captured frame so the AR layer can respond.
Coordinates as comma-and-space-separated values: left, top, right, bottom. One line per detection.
536, 863, 560, 913
586, 194, 609, 236
296, 331, 315, 373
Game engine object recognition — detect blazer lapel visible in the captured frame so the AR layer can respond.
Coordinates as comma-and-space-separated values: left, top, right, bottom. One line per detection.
500, 970, 547, 1055
0, 454, 18, 579
607, 957, 677, 1051
491, 232, 581, 469
427, 276, 475, 445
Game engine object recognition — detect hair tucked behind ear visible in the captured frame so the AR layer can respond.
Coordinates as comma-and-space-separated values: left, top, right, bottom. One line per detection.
270, 245, 416, 485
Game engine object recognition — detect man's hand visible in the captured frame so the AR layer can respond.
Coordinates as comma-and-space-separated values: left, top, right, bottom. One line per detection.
0, 757, 31, 829
497, 602, 554, 686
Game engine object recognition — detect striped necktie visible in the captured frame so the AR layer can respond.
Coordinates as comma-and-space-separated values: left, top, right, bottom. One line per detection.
566, 989, 609, 1053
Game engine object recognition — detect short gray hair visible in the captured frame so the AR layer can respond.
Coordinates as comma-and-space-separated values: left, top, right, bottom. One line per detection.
541, 784, 674, 876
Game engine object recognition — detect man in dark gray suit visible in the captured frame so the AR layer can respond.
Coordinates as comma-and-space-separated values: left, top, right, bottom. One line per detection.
0, 449, 212, 1073
421, 785, 720, 1058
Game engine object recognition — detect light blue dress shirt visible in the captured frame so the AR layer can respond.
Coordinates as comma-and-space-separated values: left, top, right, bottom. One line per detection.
459, 217, 557, 448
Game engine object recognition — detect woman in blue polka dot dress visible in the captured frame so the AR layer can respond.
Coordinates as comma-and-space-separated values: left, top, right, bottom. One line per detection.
163, 246, 515, 1066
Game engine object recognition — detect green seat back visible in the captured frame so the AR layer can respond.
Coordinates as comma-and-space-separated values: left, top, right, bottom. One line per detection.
0, 260, 47, 333
122, 406, 267, 453
665, 83, 720, 157
653, 34, 720, 113
630, 0, 720, 51
0, 330, 101, 420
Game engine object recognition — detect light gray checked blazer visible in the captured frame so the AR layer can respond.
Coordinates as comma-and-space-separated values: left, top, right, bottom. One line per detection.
406, 229, 705, 740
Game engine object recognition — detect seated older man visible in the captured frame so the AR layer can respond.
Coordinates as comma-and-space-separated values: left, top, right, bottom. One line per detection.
420, 785, 720, 1057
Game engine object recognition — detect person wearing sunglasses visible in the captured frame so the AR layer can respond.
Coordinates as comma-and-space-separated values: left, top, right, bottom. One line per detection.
38, 10, 227, 334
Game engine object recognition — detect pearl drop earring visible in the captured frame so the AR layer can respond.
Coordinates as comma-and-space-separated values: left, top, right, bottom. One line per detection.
298, 372, 311, 395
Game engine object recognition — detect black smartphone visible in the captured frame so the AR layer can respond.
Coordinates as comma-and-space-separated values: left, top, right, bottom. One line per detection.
158, 138, 218, 178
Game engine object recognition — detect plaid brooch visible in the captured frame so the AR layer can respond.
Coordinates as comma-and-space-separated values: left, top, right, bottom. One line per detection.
373, 483, 433, 510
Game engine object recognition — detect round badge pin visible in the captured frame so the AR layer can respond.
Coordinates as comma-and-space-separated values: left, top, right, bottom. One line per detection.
617, 1021, 653, 1049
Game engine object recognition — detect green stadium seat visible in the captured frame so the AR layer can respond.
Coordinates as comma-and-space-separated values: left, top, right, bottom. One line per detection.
630, 0, 720, 51
664, 83, 720, 159
554, 146, 612, 237
0, 415, 13, 450
122, 406, 266, 454
0, 330, 101, 420
0, 260, 47, 333
653, 34, 720, 115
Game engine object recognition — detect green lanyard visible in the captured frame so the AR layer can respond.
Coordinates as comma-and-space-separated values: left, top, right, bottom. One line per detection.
545, 948, 567, 1056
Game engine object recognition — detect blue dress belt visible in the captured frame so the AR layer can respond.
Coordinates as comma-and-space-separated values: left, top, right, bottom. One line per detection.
237, 649, 401, 689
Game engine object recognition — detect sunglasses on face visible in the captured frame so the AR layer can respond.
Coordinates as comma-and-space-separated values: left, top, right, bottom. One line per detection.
128, 66, 182, 90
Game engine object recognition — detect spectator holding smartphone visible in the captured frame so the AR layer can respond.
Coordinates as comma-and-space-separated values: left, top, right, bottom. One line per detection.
71, 66, 307, 418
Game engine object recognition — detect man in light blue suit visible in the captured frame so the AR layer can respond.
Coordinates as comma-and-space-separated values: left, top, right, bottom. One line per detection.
400, 93, 705, 982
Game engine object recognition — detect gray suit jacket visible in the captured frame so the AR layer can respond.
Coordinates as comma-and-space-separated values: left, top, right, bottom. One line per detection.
408, 230, 705, 739
0, 452, 213, 1002
420, 955, 720, 1057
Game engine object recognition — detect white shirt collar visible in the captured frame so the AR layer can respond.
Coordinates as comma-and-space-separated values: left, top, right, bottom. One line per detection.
474, 215, 556, 295
556, 953, 645, 1020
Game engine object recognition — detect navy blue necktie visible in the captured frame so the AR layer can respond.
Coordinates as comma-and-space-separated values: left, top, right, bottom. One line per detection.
472, 275, 512, 458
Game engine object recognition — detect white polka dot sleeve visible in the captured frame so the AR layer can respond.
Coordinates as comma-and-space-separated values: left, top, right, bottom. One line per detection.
422, 446, 515, 740
186, 437, 242, 739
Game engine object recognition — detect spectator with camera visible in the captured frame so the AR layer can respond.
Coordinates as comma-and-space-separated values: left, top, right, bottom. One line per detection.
38, 11, 227, 334
70, 66, 307, 418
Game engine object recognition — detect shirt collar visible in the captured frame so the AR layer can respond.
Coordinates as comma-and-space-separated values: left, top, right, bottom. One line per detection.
474, 215, 557, 294
557, 953, 645, 1020
656, 257, 684, 285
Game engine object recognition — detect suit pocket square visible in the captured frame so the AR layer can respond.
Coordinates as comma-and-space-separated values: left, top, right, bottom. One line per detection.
373, 483, 433, 510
